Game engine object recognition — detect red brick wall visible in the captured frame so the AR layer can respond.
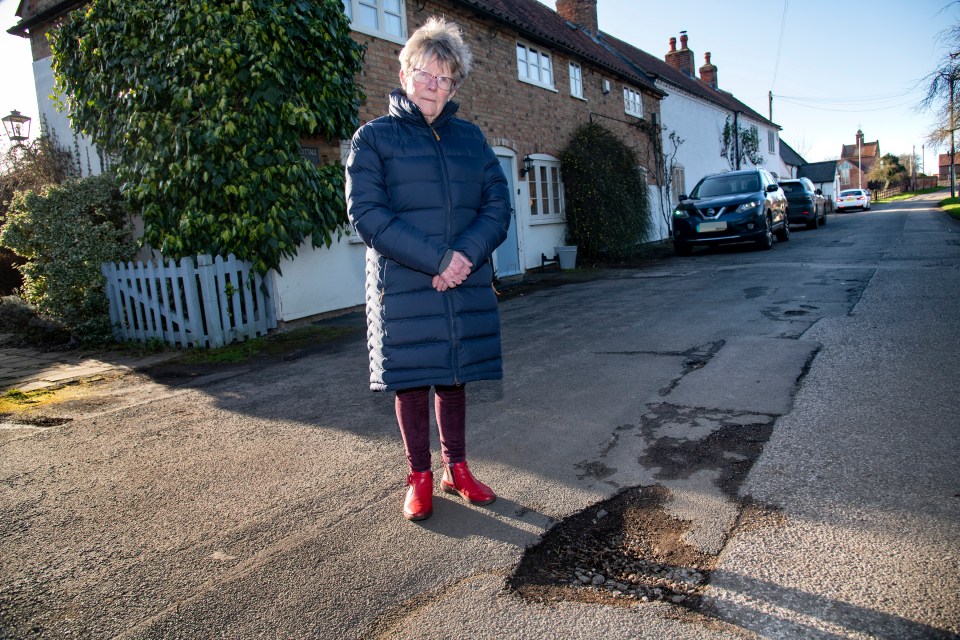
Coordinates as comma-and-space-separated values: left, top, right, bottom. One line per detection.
338, 0, 660, 181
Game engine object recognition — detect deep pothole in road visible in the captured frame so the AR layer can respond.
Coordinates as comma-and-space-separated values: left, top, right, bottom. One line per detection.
508, 409, 784, 612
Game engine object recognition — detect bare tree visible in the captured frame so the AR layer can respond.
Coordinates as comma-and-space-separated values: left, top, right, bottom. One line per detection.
918, 2, 960, 190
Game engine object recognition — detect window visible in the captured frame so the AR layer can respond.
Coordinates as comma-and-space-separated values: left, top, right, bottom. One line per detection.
840, 164, 851, 184
527, 156, 565, 220
671, 165, 686, 204
768, 130, 776, 154
342, 0, 405, 42
569, 63, 584, 99
517, 43, 554, 89
624, 86, 643, 117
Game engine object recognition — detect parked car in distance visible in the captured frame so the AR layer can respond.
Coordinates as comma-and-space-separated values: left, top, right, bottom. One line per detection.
779, 177, 827, 229
836, 188, 871, 212
672, 168, 789, 255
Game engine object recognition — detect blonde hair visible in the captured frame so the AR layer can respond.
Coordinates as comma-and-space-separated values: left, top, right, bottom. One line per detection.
400, 17, 473, 85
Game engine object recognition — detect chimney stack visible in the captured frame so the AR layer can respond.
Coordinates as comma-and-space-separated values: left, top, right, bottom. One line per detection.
665, 30, 695, 77
699, 51, 718, 88
556, 0, 598, 35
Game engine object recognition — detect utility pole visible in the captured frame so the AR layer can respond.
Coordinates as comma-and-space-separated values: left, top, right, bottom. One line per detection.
769, 91, 773, 122
951, 72, 956, 199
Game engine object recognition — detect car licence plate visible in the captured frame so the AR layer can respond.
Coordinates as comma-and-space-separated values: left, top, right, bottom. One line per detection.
698, 221, 727, 232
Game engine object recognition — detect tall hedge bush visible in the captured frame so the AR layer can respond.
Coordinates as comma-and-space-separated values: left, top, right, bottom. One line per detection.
0, 174, 135, 343
51, 0, 365, 275
560, 123, 652, 261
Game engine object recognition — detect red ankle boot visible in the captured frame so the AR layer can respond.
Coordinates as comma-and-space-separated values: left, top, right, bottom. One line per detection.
403, 470, 433, 521
441, 461, 496, 505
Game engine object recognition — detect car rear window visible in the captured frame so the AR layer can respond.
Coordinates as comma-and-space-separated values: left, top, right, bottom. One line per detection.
780, 182, 802, 193
840, 190, 862, 197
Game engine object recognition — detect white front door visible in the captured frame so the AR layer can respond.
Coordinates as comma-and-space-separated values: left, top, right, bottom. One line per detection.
494, 153, 521, 277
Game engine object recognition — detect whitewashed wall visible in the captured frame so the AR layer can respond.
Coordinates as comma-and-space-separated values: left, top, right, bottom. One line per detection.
658, 80, 780, 190
269, 235, 367, 322
33, 59, 103, 176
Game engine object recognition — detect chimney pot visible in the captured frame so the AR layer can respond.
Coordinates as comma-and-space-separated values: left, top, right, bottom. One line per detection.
680, 31, 688, 49
669, 37, 676, 52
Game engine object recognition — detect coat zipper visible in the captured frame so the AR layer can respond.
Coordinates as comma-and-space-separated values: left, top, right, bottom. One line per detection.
429, 121, 459, 385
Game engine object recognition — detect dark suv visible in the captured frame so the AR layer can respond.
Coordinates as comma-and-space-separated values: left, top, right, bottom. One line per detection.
672, 168, 788, 255
779, 177, 826, 229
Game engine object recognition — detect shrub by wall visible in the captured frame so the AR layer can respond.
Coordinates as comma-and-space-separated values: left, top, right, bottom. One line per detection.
0, 174, 136, 344
560, 123, 652, 261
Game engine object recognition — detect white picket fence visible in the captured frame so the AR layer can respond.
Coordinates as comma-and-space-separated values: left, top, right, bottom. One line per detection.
101, 254, 277, 349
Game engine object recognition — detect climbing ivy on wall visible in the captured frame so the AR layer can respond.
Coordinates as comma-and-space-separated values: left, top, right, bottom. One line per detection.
52, 0, 365, 275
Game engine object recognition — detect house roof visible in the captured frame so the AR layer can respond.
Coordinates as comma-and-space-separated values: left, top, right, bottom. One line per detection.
779, 139, 805, 167
461, 0, 663, 95
798, 160, 837, 183
841, 141, 879, 160
8, 0, 86, 37
595, 31, 779, 129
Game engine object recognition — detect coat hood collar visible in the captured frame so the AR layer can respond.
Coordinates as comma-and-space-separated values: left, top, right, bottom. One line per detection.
389, 88, 458, 128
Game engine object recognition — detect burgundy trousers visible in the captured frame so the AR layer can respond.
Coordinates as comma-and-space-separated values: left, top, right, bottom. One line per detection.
394, 384, 466, 473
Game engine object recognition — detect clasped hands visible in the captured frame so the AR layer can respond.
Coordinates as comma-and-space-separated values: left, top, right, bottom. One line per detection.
432, 251, 473, 292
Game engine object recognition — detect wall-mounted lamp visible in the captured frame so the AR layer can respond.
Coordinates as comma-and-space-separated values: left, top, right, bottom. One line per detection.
2, 109, 31, 146
520, 155, 534, 177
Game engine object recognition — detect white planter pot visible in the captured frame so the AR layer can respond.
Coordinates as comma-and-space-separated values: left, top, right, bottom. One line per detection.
555, 245, 577, 270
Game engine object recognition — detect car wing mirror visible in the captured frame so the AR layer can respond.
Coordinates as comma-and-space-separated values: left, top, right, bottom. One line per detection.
766, 184, 779, 192
678, 194, 688, 201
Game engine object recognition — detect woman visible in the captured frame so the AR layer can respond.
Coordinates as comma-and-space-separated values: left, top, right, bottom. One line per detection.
345, 17, 512, 521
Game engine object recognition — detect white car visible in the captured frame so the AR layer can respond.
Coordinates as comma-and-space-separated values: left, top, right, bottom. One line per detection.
836, 189, 871, 212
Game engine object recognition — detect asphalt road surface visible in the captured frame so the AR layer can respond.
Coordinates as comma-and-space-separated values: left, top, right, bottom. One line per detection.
1, 192, 958, 638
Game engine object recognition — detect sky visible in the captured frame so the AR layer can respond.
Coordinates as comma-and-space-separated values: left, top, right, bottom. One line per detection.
536, 0, 956, 172
1, 0, 955, 171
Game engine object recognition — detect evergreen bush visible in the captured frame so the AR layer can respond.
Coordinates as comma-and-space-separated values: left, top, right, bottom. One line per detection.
559, 123, 652, 261
0, 174, 136, 344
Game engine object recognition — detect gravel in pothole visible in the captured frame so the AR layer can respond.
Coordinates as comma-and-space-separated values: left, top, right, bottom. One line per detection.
508, 484, 717, 609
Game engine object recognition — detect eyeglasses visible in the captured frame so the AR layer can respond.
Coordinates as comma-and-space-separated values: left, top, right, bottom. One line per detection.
411, 68, 456, 92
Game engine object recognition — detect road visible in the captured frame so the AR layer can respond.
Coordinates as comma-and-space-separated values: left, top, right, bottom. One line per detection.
1, 193, 958, 639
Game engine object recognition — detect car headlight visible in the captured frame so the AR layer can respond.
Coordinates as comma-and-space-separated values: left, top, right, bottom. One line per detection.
736, 200, 761, 214
673, 208, 689, 219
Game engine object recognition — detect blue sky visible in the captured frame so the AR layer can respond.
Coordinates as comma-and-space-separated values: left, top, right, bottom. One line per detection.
537, 0, 955, 170
2, 0, 954, 170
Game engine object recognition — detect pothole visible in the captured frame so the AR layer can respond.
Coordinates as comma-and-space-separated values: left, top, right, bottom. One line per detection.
509, 406, 781, 612
508, 484, 715, 609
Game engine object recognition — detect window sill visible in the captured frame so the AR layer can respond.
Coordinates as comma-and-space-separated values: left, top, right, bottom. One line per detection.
350, 24, 407, 46
519, 77, 558, 93
529, 217, 566, 226
624, 109, 643, 119
570, 93, 587, 101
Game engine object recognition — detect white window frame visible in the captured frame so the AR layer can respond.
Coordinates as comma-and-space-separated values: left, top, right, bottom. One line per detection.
526, 154, 565, 223
516, 42, 556, 91
569, 62, 584, 100
342, 0, 406, 44
624, 86, 643, 118
671, 164, 686, 204
768, 130, 776, 154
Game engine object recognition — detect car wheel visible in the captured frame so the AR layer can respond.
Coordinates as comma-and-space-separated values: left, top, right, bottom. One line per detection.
674, 241, 693, 256
807, 213, 819, 230
776, 219, 790, 242
755, 214, 774, 250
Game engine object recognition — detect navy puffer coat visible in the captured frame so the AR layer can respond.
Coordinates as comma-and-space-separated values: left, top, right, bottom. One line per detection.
346, 89, 512, 392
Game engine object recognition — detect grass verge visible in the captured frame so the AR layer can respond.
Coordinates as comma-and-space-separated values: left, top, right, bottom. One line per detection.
940, 196, 960, 220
